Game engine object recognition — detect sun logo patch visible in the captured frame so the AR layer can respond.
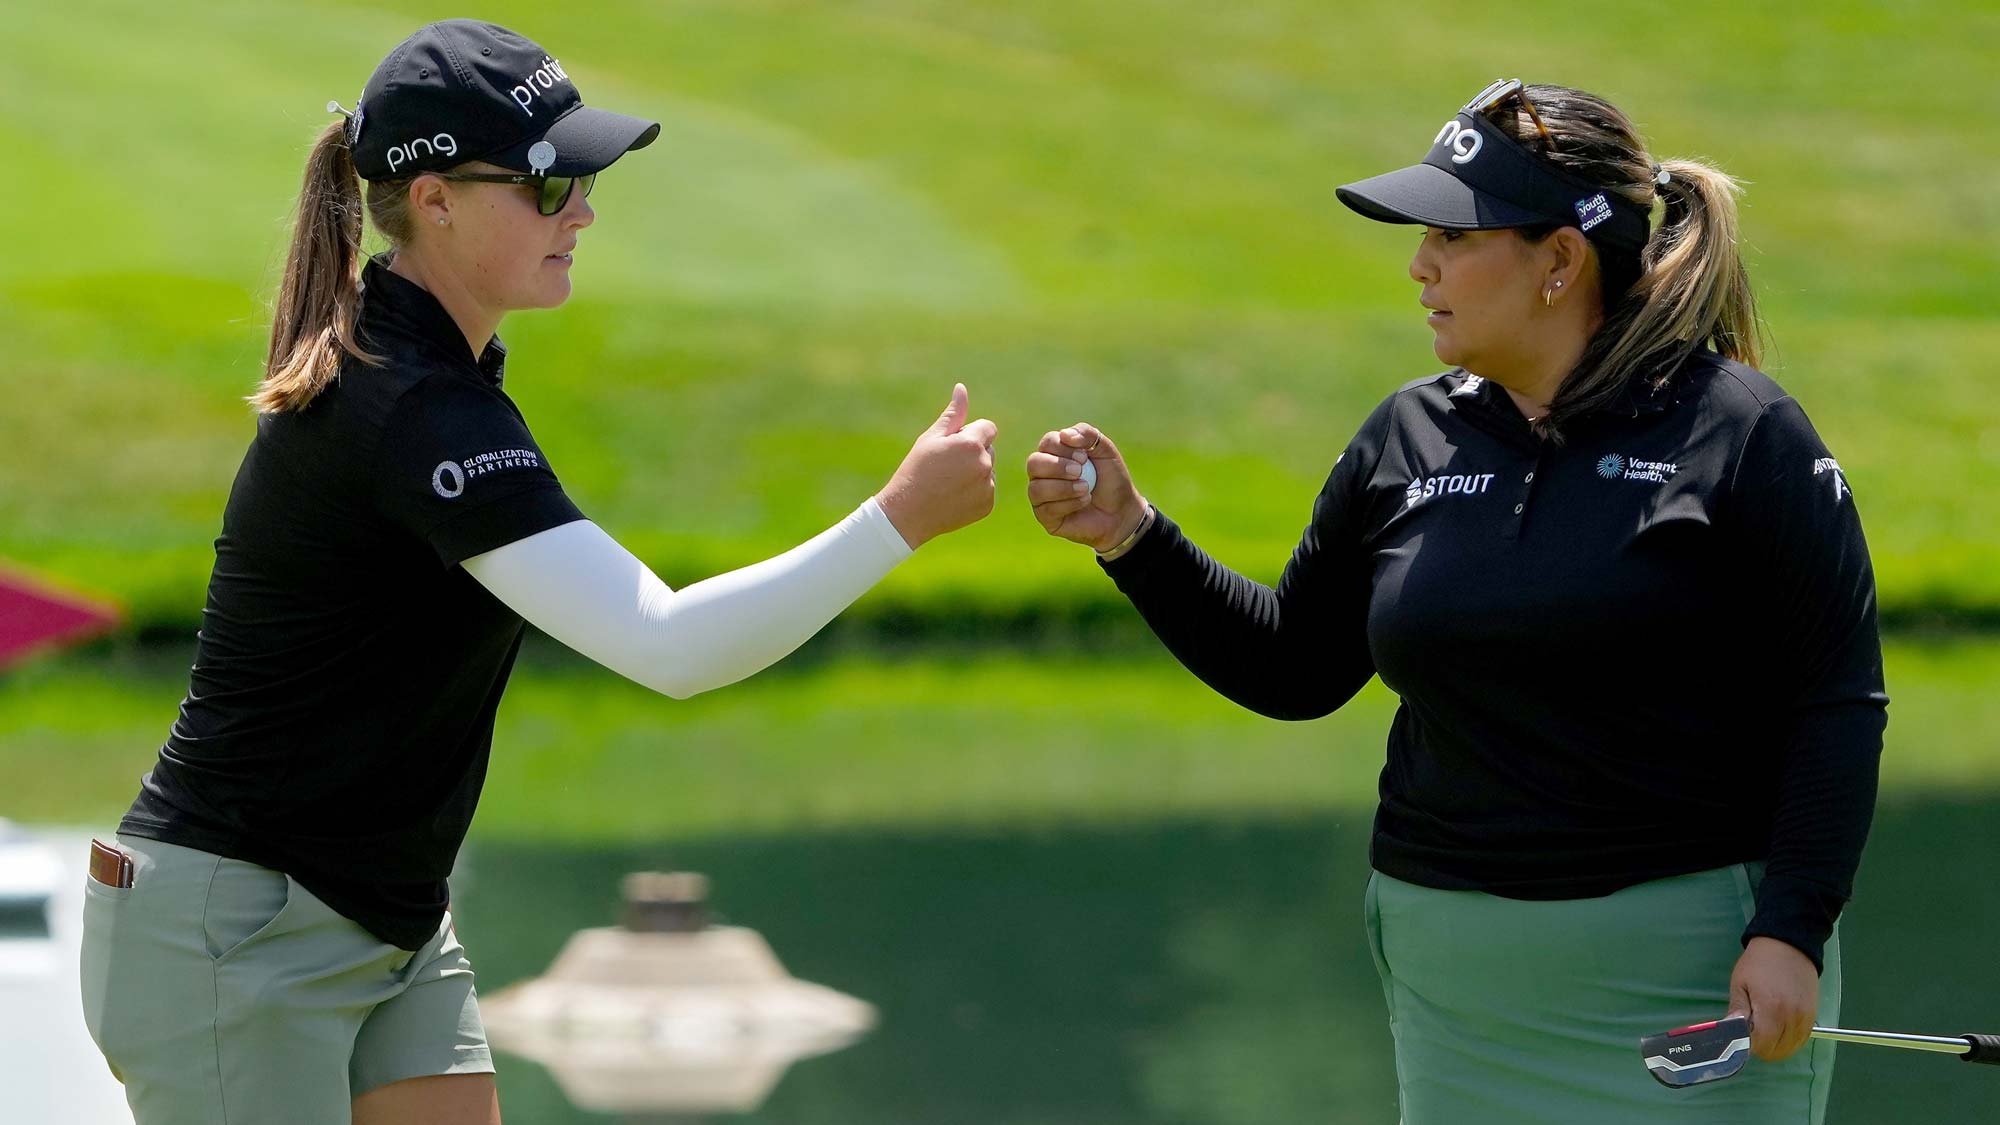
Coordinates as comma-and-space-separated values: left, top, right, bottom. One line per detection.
1596, 454, 1625, 479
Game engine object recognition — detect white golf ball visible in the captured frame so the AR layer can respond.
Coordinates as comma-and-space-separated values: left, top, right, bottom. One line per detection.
1080, 458, 1097, 493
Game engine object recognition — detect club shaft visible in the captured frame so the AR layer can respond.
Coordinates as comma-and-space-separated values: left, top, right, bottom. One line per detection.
1810, 1027, 1970, 1055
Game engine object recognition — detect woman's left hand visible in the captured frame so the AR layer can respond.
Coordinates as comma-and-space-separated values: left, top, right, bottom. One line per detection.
1727, 936, 1820, 1061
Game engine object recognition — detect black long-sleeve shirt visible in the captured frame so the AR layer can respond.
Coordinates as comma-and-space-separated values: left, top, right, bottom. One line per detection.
1101, 350, 1887, 969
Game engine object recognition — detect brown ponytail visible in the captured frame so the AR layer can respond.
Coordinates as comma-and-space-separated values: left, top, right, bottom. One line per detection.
1481, 86, 1765, 440
251, 120, 381, 414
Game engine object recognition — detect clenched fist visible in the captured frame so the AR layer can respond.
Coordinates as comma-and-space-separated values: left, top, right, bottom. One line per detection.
1025, 422, 1148, 553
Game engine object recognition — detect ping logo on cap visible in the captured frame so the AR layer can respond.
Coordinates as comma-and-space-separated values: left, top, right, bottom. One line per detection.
509, 56, 571, 117
1434, 120, 1483, 165
387, 132, 458, 173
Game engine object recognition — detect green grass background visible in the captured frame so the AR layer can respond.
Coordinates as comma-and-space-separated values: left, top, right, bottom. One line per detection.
10, 638, 1998, 837
4, 0, 1997, 633
4, 0, 1998, 831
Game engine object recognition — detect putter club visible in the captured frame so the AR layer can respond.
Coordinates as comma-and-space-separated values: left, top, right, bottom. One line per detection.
1640, 1017, 2000, 1087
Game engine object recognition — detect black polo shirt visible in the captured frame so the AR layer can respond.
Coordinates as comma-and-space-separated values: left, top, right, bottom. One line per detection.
121, 256, 586, 949
1103, 349, 1887, 968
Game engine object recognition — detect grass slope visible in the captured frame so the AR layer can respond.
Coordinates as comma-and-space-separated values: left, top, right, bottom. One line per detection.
4, 0, 1997, 630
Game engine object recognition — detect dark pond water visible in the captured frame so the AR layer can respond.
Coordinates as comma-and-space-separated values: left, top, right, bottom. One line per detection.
457, 796, 1998, 1124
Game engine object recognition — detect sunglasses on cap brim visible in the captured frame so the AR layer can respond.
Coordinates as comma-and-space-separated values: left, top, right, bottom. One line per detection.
437, 171, 595, 216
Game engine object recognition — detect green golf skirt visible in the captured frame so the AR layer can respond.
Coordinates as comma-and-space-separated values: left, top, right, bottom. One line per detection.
1364, 864, 1840, 1125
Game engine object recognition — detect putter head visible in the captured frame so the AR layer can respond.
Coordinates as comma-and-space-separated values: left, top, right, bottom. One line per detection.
1641, 1016, 1753, 1087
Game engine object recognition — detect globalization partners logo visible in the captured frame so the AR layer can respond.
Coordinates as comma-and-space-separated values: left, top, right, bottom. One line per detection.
432, 448, 545, 499
432, 461, 466, 499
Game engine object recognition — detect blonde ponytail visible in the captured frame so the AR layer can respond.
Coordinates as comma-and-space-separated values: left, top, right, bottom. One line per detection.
1480, 86, 1766, 440
252, 120, 381, 414
1639, 158, 1760, 368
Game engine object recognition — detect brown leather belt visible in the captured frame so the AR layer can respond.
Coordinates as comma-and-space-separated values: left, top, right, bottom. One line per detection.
89, 838, 133, 889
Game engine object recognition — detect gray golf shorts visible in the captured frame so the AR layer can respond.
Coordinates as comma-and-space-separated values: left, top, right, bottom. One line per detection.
79, 835, 493, 1124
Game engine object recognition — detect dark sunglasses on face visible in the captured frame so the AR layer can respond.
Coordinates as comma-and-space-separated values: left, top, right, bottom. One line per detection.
437, 170, 596, 216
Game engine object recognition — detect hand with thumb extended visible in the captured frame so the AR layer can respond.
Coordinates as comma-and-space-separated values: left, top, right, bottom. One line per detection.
933, 381, 971, 435
876, 383, 997, 549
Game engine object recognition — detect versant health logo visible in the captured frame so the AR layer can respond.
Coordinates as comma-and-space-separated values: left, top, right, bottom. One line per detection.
1597, 453, 1679, 485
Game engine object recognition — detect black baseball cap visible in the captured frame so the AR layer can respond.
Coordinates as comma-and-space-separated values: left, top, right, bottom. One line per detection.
343, 20, 660, 181
1336, 80, 1651, 252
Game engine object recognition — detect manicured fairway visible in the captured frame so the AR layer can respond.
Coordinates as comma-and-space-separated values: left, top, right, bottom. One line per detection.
3, 1, 1995, 632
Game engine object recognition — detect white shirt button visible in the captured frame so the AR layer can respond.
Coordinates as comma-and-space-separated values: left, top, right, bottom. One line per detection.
1524, 472, 1535, 483
1513, 503, 1525, 515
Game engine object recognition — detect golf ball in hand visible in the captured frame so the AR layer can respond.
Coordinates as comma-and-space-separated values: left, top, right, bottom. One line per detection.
1080, 458, 1097, 493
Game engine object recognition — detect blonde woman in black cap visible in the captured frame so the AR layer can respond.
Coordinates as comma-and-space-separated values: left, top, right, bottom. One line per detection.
79, 20, 996, 1125
1027, 80, 1884, 1123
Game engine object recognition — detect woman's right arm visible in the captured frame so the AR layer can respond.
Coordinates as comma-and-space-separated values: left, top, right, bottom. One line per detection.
1025, 410, 1387, 721
463, 504, 907, 699
464, 383, 998, 698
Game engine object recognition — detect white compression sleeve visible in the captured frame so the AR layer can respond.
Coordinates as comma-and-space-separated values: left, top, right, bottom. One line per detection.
461, 499, 912, 699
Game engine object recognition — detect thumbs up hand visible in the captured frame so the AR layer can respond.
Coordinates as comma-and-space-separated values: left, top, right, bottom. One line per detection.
876, 383, 998, 549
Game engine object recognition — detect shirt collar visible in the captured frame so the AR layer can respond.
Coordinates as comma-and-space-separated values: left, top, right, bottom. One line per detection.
1446, 356, 1687, 428
1444, 370, 1538, 447
358, 255, 508, 385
